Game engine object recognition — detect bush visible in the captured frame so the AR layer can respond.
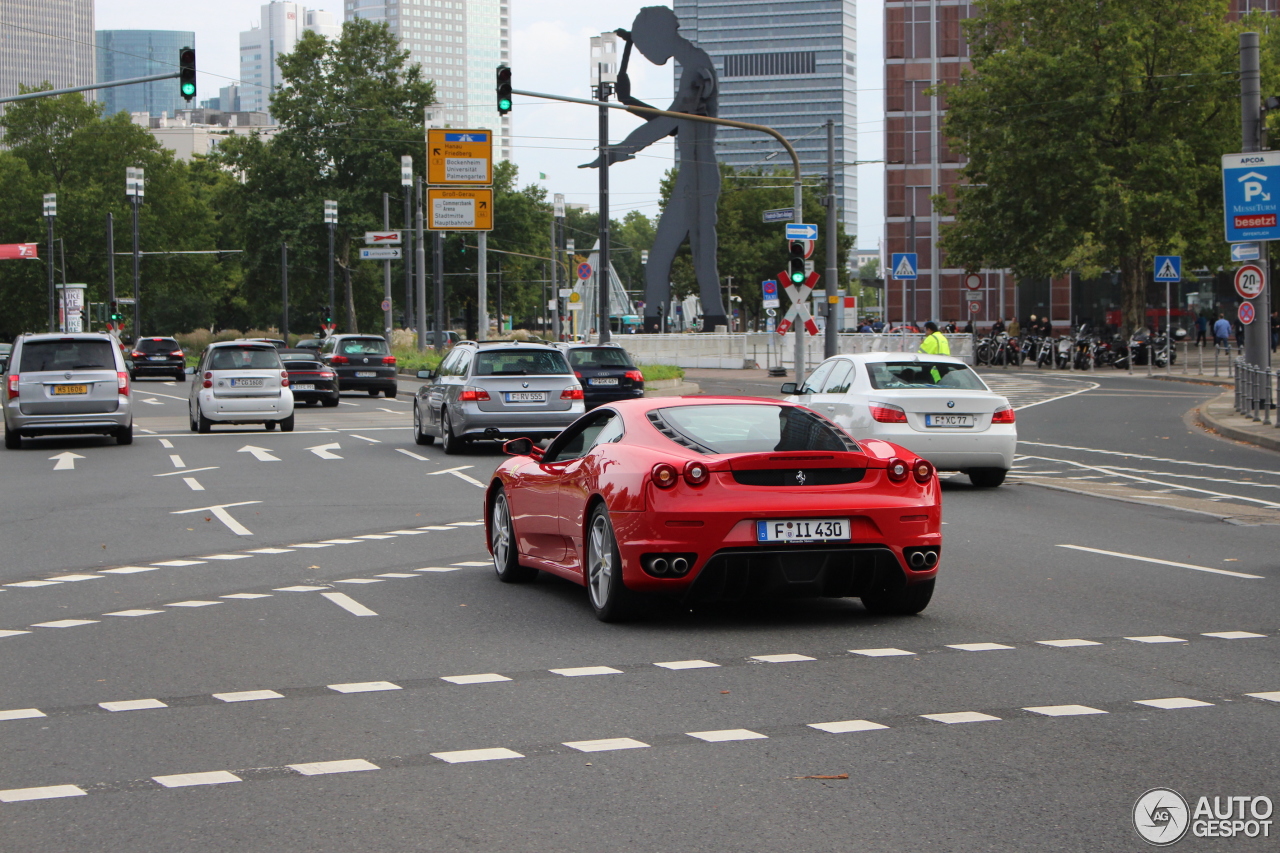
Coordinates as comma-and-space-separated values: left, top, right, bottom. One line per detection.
638, 363, 684, 381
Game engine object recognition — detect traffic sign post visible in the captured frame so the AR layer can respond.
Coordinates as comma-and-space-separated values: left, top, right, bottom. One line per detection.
364, 231, 401, 245
427, 129, 493, 185
785, 223, 818, 241
1222, 151, 1280, 242
427, 187, 493, 231
359, 247, 403, 260
761, 280, 780, 309
1234, 264, 1265, 300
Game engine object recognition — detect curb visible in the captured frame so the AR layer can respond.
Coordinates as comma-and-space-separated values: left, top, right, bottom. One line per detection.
1195, 393, 1280, 454
1150, 374, 1234, 389
644, 381, 701, 398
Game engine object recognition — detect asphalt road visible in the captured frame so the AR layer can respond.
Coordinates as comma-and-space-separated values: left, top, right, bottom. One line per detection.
1, 370, 1277, 852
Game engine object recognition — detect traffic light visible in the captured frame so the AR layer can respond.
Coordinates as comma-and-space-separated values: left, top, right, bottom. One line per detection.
108, 301, 123, 323
323, 305, 333, 324
787, 240, 806, 284
179, 48, 196, 102
495, 65, 512, 115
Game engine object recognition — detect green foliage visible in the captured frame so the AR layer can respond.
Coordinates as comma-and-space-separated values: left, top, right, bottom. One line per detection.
939, 0, 1240, 333
637, 363, 684, 381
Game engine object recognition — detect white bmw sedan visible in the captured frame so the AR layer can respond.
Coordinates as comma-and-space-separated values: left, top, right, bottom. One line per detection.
783, 353, 1016, 487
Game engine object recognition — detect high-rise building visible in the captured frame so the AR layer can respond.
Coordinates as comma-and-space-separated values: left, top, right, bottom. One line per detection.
1228, 0, 1279, 18
239, 2, 341, 116
96, 31, 195, 119
0, 0, 94, 103
671, 0, 858, 234
345, 0, 511, 162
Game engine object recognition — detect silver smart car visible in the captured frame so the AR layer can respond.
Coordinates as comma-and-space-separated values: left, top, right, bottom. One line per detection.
3, 332, 134, 448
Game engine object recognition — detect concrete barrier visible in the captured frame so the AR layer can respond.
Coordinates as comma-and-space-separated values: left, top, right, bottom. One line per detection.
615, 333, 974, 369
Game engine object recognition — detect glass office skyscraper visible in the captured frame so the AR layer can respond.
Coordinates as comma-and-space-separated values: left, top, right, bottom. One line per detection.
671, 0, 857, 234
345, 0, 511, 162
0, 0, 94, 103
96, 31, 196, 118
240, 2, 341, 117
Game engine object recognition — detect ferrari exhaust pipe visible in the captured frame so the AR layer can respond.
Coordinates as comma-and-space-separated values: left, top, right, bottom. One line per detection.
909, 551, 926, 569
923, 551, 938, 568
671, 556, 689, 576
649, 557, 669, 576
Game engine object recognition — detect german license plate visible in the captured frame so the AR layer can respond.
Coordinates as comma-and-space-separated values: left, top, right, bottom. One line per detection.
230, 378, 263, 387
355, 371, 377, 378
590, 377, 619, 386
149, 356, 167, 361
53, 384, 88, 395
756, 518, 850, 543
293, 384, 315, 391
925, 414, 973, 427
505, 391, 546, 403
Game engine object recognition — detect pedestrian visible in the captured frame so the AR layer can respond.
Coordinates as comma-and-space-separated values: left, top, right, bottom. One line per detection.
991, 317, 1006, 335
1027, 314, 1039, 336
1212, 313, 1232, 354
918, 321, 951, 355
1195, 313, 1207, 347
1235, 319, 1246, 351
944, 320, 957, 333
962, 318, 975, 335
1006, 317, 1020, 338
871, 318, 884, 332
858, 318, 872, 333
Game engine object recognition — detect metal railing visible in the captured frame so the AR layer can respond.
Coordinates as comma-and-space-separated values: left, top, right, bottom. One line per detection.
1234, 358, 1277, 426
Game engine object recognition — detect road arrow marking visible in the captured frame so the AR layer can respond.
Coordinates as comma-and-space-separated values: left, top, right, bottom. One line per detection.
307, 443, 343, 460
141, 398, 163, 406
172, 501, 261, 536
238, 445, 280, 462
49, 452, 84, 471
429, 465, 484, 488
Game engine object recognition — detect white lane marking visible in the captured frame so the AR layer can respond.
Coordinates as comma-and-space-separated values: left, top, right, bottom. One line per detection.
105, 609, 164, 617
203, 554, 252, 561
451, 561, 491, 567
1037, 639, 1102, 648
321, 592, 378, 616
1025, 455, 1280, 509
213, 690, 283, 702
751, 653, 815, 663
289, 544, 333, 549
355, 534, 396, 540
335, 578, 382, 585
385, 529, 426, 535
654, 660, 719, 670
432, 748, 523, 764
247, 548, 292, 554
238, 445, 280, 462
441, 673, 511, 685
222, 593, 271, 600
0, 785, 85, 803
153, 771, 241, 788
158, 439, 174, 449
153, 466, 218, 477
1057, 544, 1264, 579
1006, 379, 1100, 410
169, 454, 186, 468
141, 390, 192, 402
550, 666, 623, 677
184, 478, 204, 491
417, 567, 460, 573
0, 709, 46, 721
350, 434, 380, 443
1126, 635, 1186, 644
849, 648, 916, 657
376, 408, 403, 414
396, 449, 430, 461
152, 560, 205, 567
321, 539, 362, 544
338, 401, 359, 407
809, 720, 889, 734
328, 681, 400, 694
140, 398, 163, 406
288, 759, 379, 776
428, 466, 485, 488
1020, 440, 1280, 477
1246, 691, 1280, 702
47, 574, 101, 582
1203, 631, 1267, 639
1135, 697, 1213, 710
1024, 705, 1107, 717
947, 643, 1014, 652
921, 711, 1001, 724
377, 573, 416, 578
687, 729, 768, 742
100, 699, 167, 712
563, 738, 650, 753
275, 585, 327, 592
172, 501, 261, 536
0, 630, 31, 638
49, 451, 84, 471
418, 526, 456, 531
7, 581, 60, 588
1102, 467, 1280, 491
166, 600, 221, 608
137, 428, 156, 434
450, 520, 485, 526
32, 619, 98, 628
100, 566, 157, 574
307, 442, 343, 460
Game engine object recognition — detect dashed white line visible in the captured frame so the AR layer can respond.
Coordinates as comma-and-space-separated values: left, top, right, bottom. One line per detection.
1024, 705, 1107, 717
1135, 697, 1213, 710
0, 709, 45, 721
1037, 639, 1102, 648
169, 454, 186, 468
654, 660, 719, 670
809, 720, 889, 734
213, 690, 283, 703
1203, 631, 1267, 639
431, 748, 523, 764
105, 609, 163, 617
921, 712, 1001, 724
288, 759, 379, 776
0, 785, 85, 803
321, 592, 378, 616
158, 439, 174, 449
100, 699, 167, 712
328, 682, 400, 694
947, 643, 1014, 652
153, 771, 240, 788
396, 449, 430, 461
32, 619, 97, 628
1126, 635, 1186, 644
550, 666, 623, 677
442, 673, 511, 685
563, 738, 650, 753
1056, 544, 1265, 579
687, 729, 767, 743
183, 478, 204, 491
751, 653, 815, 663
850, 648, 916, 657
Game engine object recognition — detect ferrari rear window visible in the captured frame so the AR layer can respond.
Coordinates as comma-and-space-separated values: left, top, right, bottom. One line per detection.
866, 361, 987, 390
650, 404, 857, 455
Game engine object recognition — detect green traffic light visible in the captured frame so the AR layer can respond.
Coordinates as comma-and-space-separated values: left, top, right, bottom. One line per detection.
498, 98, 512, 111
181, 83, 195, 96
790, 271, 805, 283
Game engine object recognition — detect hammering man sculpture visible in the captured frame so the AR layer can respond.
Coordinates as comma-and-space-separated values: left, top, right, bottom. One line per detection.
581, 7, 727, 333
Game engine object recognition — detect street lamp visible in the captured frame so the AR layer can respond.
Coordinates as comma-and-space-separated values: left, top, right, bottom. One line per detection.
43, 194, 56, 332
590, 32, 619, 344
324, 199, 338, 335
126, 167, 144, 336
401, 156, 414, 331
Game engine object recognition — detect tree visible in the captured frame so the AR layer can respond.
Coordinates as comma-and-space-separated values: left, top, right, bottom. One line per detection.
938, 0, 1240, 334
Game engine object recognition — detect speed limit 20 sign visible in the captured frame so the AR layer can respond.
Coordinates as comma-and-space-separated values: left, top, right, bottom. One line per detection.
1234, 263, 1265, 300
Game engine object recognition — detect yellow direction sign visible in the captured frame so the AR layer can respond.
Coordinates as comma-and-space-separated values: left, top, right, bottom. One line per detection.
427, 187, 494, 232
427, 128, 493, 185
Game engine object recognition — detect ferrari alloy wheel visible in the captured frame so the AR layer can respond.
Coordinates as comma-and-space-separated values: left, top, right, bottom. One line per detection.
861, 578, 934, 616
490, 488, 535, 583
586, 504, 637, 622
414, 404, 435, 446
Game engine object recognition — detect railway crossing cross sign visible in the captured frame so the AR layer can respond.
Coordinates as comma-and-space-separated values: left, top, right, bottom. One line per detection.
774, 271, 821, 337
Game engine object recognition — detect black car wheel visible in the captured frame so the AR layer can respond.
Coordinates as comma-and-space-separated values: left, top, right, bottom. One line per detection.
414, 404, 435, 446
4, 426, 20, 449
322, 395, 339, 408
968, 468, 1007, 488
175, 371, 187, 382
197, 409, 212, 434
386, 388, 397, 399
280, 414, 295, 432
441, 408, 464, 454
491, 488, 535, 583
116, 422, 133, 445
368, 389, 379, 397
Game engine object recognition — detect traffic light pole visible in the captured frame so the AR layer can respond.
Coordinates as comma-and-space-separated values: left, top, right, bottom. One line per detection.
0, 71, 180, 105
327, 222, 336, 335
281, 243, 289, 344
595, 73, 612, 345
131, 195, 141, 337
383, 192, 393, 344
824, 118, 838, 360
415, 177, 428, 354
45, 213, 55, 333
106, 213, 116, 316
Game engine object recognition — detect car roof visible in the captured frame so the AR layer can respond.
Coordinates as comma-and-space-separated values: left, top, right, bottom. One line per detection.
462, 340, 560, 352
17, 332, 115, 343
331, 334, 386, 341
278, 348, 319, 355
207, 339, 278, 349
830, 352, 968, 365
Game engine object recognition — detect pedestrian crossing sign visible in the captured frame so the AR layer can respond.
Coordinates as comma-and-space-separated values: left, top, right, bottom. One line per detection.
891, 253, 918, 280
1153, 255, 1181, 282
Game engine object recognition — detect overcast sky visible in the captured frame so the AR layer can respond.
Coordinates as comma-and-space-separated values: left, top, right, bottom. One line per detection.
95, 0, 884, 248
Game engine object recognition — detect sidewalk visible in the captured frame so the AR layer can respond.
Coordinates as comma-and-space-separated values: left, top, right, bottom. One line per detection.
1196, 392, 1280, 454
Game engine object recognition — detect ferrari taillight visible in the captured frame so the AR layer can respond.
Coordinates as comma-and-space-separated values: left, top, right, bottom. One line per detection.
683, 460, 709, 486
912, 459, 935, 484
869, 402, 907, 423
651, 463, 679, 489
886, 457, 910, 483
458, 386, 491, 401
991, 405, 1015, 424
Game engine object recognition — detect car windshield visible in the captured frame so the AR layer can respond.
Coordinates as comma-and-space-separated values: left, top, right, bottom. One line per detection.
280, 352, 316, 362
652, 404, 858, 455
339, 339, 389, 356
136, 338, 179, 353
209, 347, 282, 370
20, 339, 116, 372
567, 347, 632, 369
474, 350, 571, 376
866, 361, 987, 391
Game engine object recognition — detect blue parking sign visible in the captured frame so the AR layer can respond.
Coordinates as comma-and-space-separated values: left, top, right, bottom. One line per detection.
1222, 151, 1280, 242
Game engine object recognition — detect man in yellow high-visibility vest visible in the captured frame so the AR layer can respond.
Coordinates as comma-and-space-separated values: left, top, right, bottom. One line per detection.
919, 321, 951, 355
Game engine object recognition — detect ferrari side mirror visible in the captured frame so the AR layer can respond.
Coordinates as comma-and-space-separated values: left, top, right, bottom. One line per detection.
503, 437, 534, 456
